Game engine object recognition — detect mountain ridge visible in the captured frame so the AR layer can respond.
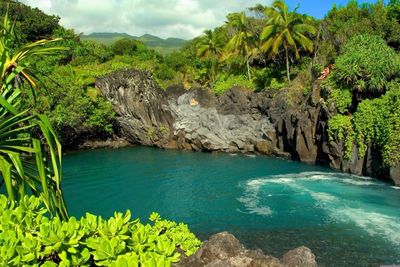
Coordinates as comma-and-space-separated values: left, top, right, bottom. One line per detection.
81, 32, 188, 54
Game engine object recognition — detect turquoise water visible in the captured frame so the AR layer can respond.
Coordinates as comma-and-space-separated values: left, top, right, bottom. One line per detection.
62, 147, 400, 266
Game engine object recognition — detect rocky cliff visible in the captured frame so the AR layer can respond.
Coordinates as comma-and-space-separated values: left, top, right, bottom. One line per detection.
96, 69, 399, 185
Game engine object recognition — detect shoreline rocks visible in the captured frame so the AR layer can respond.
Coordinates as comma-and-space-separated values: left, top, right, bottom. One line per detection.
77, 136, 131, 150
176, 232, 317, 267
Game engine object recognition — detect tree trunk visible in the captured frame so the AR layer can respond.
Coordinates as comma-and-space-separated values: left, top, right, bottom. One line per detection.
212, 58, 216, 83
311, 24, 322, 79
285, 46, 291, 83
246, 57, 251, 81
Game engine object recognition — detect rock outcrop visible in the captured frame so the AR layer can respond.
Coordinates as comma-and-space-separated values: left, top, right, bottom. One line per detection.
96, 69, 174, 147
252, 80, 398, 185
96, 69, 399, 185
176, 232, 317, 267
168, 87, 275, 153
97, 71, 276, 155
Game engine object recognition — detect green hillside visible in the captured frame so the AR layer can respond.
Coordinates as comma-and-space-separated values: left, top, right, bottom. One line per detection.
81, 32, 187, 54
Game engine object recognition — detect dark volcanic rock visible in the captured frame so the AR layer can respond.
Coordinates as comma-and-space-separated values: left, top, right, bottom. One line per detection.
176, 232, 316, 267
96, 69, 174, 147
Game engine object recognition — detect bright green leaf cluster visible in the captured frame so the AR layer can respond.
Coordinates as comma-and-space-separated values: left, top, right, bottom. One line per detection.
328, 84, 400, 166
0, 195, 202, 267
327, 114, 355, 160
332, 34, 400, 93
326, 87, 352, 114
213, 74, 255, 94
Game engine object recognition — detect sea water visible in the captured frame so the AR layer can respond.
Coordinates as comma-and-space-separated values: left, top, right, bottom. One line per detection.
62, 147, 400, 266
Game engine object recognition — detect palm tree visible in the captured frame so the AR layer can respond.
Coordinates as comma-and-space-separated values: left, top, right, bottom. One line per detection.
196, 29, 224, 83
260, 0, 316, 82
225, 12, 254, 80
0, 11, 68, 219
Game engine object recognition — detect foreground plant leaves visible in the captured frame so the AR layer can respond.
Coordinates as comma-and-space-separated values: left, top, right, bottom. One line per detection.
0, 195, 202, 266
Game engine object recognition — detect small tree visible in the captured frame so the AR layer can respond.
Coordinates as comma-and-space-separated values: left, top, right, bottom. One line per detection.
225, 12, 254, 80
332, 34, 400, 94
196, 29, 224, 83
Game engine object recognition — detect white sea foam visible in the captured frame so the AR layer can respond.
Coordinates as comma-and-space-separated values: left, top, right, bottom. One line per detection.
341, 179, 376, 186
331, 208, 400, 246
237, 195, 273, 216
248, 206, 273, 216
243, 171, 377, 189
309, 191, 338, 202
239, 171, 400, 247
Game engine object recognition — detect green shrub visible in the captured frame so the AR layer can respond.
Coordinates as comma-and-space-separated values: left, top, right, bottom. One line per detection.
253, 67, 286, 90
354, 85, 400, 166
327, 87, 353, 114
213, 74, 255, 94
327, 114, 355, 159
332, 34, 400, 93
0, 195, 202, 267
328, 84, 400, 166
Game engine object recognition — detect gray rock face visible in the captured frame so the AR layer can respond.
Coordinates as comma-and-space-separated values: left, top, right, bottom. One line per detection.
176, 232, 316, 267
169, 88, 275, 152
97, 71, 276, 155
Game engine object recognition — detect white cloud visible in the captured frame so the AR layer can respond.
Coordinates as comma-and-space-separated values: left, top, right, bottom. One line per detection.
19, 0, 272, 39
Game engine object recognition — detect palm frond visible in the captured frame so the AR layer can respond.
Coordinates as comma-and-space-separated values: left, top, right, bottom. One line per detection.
0, 10, 68, 219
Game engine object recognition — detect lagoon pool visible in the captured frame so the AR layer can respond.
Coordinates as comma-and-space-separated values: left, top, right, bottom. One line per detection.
63, 147, 400, 266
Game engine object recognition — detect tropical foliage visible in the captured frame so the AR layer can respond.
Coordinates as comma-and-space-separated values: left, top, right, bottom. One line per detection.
331, 34, 400, 94
0, 11, 68, 219
328, 84, 400, 167
224, 12, 255, 80
0, 0, 60, 43
196, 30, 224, 83
260, 0, 316, 82
0, 195, 202, 267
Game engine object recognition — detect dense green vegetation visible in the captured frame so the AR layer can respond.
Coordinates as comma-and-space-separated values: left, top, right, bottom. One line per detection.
0, 195, 201, 266
326, 32, 400, 166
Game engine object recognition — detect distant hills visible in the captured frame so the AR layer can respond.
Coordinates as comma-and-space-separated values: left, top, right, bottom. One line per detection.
81, 32, 188, 54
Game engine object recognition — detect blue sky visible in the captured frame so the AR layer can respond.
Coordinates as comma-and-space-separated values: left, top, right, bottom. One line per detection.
20, 0, 385, 39
287, 0, 388, 18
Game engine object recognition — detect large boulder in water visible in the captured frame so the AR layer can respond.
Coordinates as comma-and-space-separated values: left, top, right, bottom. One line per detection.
176, 232, 316, 267
282, 246, 317, 267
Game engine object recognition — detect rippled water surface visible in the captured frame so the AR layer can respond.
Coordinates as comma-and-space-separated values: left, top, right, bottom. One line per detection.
63, 147, 400, 266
